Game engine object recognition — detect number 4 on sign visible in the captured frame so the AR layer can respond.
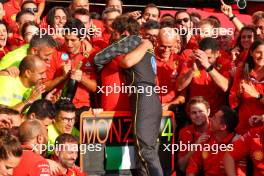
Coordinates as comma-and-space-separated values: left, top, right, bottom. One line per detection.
161, 119, 173, 142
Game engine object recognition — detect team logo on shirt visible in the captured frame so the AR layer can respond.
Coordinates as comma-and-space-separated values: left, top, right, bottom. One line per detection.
61, 53, 69, 61
194, 70, 201, 77
202, 151, 208, 159
253, 150, 263, 161
11, 14, 16, 21
83, 52, 90, 58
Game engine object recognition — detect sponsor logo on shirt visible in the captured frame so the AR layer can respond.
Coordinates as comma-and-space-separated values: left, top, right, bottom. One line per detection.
253, 150, 263, 161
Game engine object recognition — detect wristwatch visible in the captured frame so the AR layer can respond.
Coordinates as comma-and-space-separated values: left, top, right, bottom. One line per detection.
206, 65, 214, 72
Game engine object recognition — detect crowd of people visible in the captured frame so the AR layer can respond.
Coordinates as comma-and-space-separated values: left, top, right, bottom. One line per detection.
0, 0, 263, 175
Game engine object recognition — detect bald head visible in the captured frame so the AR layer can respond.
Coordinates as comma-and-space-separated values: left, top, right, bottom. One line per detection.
159, 27, 178, 43
158, 28, 181, 58
18, 119, 46, 144
19, 55, 45, 75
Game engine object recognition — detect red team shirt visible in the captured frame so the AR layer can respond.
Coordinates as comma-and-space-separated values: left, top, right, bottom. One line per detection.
47, 46, 97, 108
156, 52, 183, 104
100, 54, 130, 111
186, 132, 246, 176
13, 149, 50, 176
229, 68, 264, 134
3, 0, 20, 29
228, 127, 264, 176
177, 124, 206, 158
179, 49, 232, 114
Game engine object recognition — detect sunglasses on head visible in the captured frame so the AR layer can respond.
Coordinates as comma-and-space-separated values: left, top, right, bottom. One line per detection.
25, 8, 38, 13
176, 17, 189, 24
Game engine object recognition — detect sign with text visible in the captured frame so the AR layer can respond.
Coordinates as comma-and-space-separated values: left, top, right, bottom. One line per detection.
80, 111, 176, 175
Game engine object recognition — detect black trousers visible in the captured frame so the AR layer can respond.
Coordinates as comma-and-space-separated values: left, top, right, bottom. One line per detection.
131, 91, 163, 176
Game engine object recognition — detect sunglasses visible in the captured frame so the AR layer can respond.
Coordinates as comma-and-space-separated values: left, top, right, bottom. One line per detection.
25, 8, 38, 13
176, 17, 189, 24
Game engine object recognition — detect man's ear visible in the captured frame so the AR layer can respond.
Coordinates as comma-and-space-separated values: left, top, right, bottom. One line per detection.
30, 47, 38, 55
36, 134, 44, 144
220, 124, 227, 131
25, 69, 32, 78
207, 108, 211, 117
28, 113, 36, 119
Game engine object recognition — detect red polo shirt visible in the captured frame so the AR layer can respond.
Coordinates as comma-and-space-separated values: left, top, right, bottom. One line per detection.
228, 127, 264, 176
3, 0, 20, 29
46, 46, 97, 108
100, 54, 130, 111
13, 147, 50, 176
92, 29, 111, 49
177, 124, 205, 158
229, 68, 264, 134
186, 132, 246, 176
156, 52, 183, 104
179, 49, 232, 115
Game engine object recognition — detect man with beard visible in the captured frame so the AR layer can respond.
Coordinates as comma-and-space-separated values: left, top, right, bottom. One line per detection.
177, 96, 211, 172
53, 133, 86, 176
13, 119, 51, 176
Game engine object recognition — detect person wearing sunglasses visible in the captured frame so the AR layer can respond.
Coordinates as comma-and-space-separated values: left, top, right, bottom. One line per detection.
21, 0, 45, 24
175, 10, 194, 49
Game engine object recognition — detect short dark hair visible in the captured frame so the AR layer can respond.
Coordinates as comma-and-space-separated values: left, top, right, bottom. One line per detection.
175, 10, 190, 19
55, 133, 78, 146
16, 10, 34, 23
63, 18, 86, 39
112, 14, 140, 35
46, 6, 70, 27
144, 3, 160, 17
73, 8, 90, 17
21, 21, 39, 39
106, 0, 123, 6
199, 37, 219, 53
143, 20, 160, 30
55, 100, 76, 117
27, 99, 56, 120
21, 0, 37, 9
0, 129, 22, 160
219, 106, 239, 133
29, 34, 58, 49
